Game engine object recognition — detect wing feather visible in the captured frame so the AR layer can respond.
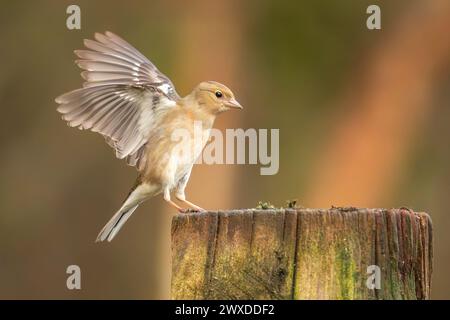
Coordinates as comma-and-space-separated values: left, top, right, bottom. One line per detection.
56, 31, 179, 169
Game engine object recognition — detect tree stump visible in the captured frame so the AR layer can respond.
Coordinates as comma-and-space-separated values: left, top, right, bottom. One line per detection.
171, 208, 433, 300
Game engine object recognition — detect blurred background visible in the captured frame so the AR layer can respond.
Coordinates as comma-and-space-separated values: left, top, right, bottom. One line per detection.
0, 0, 449, 299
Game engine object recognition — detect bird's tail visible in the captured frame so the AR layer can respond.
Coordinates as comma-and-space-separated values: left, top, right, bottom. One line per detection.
96, 183, 155, 242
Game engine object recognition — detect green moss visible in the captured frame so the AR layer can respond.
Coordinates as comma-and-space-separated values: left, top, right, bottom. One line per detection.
286, 199, 297, 208
389, 258, 403, 299
335, 246, 357, 300
255, 201, 275, 210
206, 245, 290, 299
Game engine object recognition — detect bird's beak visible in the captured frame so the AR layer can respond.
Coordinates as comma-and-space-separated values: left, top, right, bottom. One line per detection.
226, 98, 243, 110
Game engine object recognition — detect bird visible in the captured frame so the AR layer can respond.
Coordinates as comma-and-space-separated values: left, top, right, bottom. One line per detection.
55, 31, 243, 242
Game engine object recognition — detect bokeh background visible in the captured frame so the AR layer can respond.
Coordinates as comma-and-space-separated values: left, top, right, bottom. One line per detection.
1, 0, 449, 299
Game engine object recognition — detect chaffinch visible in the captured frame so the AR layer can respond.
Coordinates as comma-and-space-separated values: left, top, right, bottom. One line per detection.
55, 31, 242, 242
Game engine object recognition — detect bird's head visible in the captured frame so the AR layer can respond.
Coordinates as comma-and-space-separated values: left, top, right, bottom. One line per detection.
193, 81, 243, 115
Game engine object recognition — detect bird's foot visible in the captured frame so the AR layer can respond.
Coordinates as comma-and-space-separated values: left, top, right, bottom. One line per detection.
178, 199, 206, 212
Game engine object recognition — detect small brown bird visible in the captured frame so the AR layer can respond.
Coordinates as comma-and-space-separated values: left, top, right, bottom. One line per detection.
55, 31, 242, 242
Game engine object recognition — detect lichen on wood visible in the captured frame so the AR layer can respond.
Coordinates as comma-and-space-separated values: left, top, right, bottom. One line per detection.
171, 208, 432, 300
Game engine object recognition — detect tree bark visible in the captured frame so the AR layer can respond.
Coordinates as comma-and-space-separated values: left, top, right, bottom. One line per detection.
171, 208, 432, 299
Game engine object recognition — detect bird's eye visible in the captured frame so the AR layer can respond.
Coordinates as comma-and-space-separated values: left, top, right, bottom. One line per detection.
215, 91, 223, 98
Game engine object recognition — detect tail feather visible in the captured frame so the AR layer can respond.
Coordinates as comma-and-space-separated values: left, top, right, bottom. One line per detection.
96, 204, 139, 242
96, 183, 156, 242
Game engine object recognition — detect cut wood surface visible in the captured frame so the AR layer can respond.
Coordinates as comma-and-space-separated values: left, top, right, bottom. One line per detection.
171, 208, 432, 300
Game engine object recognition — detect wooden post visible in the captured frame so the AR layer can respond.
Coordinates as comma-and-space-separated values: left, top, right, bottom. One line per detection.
171, 208, 432, 300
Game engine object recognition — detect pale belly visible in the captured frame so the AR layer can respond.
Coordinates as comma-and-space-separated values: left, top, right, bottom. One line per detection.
141, 124, 211, 189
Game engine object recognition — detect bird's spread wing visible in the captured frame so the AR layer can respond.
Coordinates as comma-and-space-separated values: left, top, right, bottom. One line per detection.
55, 31, 179, 170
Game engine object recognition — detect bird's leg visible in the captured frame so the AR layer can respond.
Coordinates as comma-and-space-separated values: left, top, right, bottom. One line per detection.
175, 193, 206, 212
164, 188, 185, 213
180, 198, 206, 212
167, 199, 185, 212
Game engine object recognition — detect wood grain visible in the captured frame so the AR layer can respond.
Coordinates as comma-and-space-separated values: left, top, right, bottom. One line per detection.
171, 208, 432, 300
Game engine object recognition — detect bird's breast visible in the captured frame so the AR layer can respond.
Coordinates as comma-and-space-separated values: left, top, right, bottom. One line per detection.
141, 114, 213, 187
